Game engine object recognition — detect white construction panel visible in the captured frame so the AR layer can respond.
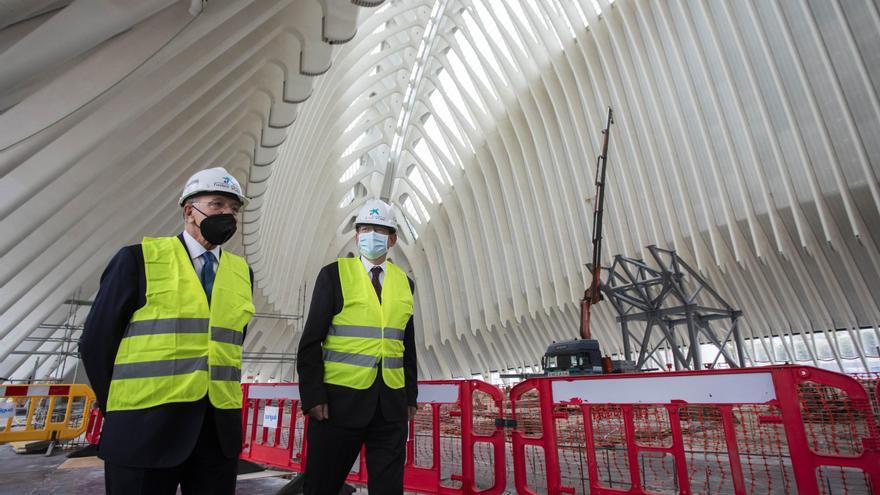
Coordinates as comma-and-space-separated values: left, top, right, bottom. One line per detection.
417, 383, 460, 403
551, 373, 777, 404
248, 385, 300, 401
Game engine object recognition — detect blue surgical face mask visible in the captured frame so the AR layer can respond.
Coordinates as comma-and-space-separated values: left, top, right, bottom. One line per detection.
358, 231, 389, 260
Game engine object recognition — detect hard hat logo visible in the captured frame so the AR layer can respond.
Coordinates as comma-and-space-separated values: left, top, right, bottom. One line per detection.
356, 199, 396, 231
220, 176, 240, 192
214, 176, 241, 193
179, 167, 250, 207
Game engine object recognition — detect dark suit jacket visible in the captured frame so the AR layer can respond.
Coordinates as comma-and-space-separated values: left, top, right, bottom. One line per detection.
297, 260, 418, 428
78, 234, 253, 468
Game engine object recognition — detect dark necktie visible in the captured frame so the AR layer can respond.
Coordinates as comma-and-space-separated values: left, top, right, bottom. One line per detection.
201, 252, 216, 302
370, 266, 382, 302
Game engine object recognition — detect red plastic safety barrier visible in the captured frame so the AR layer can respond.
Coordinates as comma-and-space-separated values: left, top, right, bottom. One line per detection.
239, 382, 370, 484
240, 382, 309, 471
85, 406, 103, 445
240, 380, 506, 494
80, 368, 880, 494
509, 365, 880, 495
405, 380, 506, 494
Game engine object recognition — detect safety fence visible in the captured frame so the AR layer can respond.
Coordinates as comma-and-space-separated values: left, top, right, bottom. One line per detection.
240, 379, 508, 494
79, 367, 880, 494
84, 405, 103, 445
405, 380, 506, 494
240, 383, 307, 472
0, 384, 95, 444
510, 366, 880, 495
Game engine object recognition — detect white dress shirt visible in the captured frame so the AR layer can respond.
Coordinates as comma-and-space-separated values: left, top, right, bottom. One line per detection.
183, 230, 220, 273
360, 256, 386, 285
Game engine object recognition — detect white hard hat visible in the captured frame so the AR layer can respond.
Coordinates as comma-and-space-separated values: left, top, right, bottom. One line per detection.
355, 199, 397, 231
179, 167, 250, 207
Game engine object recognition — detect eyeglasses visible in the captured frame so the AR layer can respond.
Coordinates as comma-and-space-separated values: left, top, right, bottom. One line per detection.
357, 225, 393, 235
191, 199, 242, 214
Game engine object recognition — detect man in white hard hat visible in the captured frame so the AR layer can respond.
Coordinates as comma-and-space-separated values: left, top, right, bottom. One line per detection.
80, 167, 255, 494
297, 199, 418, 495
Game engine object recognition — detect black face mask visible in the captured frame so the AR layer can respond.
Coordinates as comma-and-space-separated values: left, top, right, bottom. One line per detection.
192, 206, 237, 245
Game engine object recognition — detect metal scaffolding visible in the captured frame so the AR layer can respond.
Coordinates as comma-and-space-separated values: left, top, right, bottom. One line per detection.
4, 298, 303, 382
600, 245, 747, 371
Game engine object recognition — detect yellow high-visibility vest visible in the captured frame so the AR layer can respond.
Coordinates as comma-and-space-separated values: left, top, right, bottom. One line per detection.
323, 257, 413, 389
106, 236, 254, 411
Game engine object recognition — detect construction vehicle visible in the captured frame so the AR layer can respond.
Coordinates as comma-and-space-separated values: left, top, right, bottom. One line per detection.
539, 107, 615, 376
541, 339, 604, 376
548, 109, 615, 373
502, 109, 624, 380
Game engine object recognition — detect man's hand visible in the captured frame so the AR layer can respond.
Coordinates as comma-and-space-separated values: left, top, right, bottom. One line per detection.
407, 406, 417, 420
308, 404, 329, 421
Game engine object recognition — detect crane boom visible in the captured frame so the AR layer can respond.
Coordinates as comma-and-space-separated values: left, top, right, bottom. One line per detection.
581, 108, 614, 340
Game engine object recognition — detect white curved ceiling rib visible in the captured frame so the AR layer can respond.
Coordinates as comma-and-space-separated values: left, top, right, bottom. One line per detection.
260, 0, 880, 379
1, 0, 878, 382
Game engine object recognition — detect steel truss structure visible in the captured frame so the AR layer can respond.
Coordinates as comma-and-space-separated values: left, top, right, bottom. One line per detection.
601, 246, 746, 371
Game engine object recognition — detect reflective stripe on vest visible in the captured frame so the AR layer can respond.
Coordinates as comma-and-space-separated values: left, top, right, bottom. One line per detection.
113, 357, 209, 379
124, 318, 209, 338
322, 258, 413, 390
323, 349, 378, 368
328, 325, 406, 341
106, 236, 254, 411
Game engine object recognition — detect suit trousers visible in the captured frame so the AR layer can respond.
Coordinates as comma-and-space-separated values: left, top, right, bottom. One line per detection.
303, 406, 408, 495
103, 406, 238, 495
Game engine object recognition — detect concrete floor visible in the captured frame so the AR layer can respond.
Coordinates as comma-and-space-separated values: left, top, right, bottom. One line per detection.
0, 444, 295, 495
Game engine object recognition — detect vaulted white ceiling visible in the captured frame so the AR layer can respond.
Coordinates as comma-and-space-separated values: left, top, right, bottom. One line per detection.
2, 0, 879, 382
0, 0, 380, 381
